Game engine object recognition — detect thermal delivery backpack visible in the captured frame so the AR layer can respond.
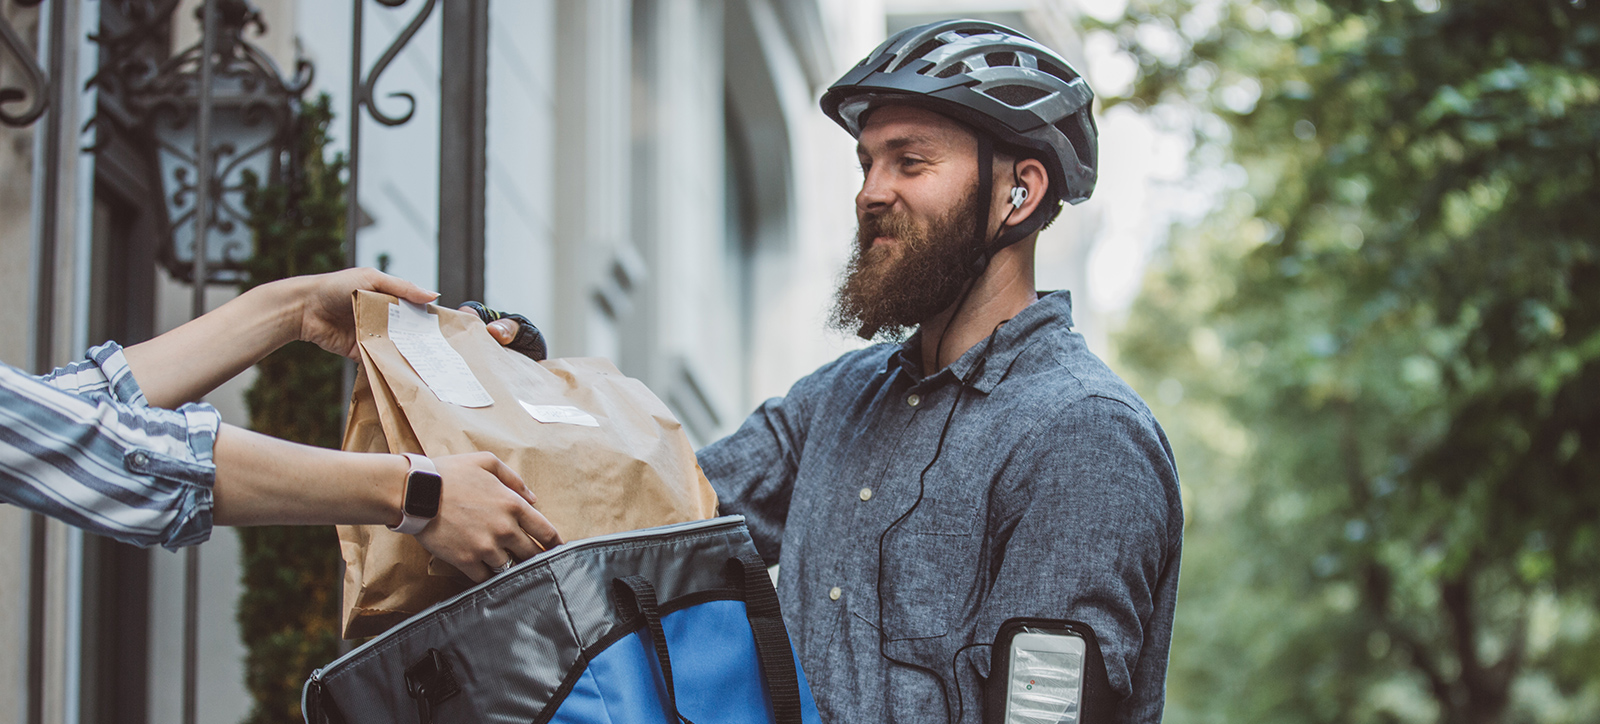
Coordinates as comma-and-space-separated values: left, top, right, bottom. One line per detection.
302, 516, 822, 724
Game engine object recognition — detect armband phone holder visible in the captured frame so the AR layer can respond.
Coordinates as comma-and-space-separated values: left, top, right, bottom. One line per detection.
985, 618, 1114, 724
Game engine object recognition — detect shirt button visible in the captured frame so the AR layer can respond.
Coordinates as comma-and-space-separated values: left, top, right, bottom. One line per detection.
828, 586, 842, 601
858, 487, 873, 501
131, 452, 149, 466
907, 393, 921, 407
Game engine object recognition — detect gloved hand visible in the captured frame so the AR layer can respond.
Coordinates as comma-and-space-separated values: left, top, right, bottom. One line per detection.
458, 301, 549, 361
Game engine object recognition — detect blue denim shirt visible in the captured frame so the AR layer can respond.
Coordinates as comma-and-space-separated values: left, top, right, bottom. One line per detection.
698, 291, 1182, 724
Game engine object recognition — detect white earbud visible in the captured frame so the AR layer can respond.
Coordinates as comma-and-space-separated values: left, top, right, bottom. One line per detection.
1010, 186, 1029, 208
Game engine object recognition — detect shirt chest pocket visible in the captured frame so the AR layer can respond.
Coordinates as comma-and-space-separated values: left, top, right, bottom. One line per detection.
877, 495, 982, 640
901, 494, 981, 536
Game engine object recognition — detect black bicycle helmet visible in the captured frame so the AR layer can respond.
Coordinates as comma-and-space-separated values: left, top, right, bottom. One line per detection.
821, 19, 1098, 260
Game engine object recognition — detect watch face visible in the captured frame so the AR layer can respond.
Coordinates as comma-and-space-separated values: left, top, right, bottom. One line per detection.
403, 470, 443, 519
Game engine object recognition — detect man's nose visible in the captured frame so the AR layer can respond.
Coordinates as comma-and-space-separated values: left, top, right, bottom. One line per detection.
857, 168, 895, 214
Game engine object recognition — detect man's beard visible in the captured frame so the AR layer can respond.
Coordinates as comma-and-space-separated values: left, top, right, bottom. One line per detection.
830, 184, 984, 341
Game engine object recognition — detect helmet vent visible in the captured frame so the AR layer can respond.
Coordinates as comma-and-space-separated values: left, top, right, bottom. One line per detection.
905, 39, 945, 65
1057, 116, 1095, 169
988, 85, 1049, 107
985, 51, 1017, 67
935, 64, 966, 79
1037, 59, 1080, 84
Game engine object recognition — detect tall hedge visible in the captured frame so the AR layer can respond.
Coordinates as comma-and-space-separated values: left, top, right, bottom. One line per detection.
236, 94, 348, 724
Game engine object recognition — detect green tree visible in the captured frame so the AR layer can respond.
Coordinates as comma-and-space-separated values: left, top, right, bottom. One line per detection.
1100, 1, 1600, 722
236, 94, 348, 724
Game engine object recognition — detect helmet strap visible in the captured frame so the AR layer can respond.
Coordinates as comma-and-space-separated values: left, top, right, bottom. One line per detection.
969, 134, 996, 277
971, 135, 1038, 277
935, 137, 1025, 369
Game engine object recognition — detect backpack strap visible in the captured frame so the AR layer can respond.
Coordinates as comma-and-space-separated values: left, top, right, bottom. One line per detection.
728, 554, 804, 724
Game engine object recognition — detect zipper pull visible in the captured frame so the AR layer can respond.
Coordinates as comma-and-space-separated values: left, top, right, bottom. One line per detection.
302, 670, 326, 724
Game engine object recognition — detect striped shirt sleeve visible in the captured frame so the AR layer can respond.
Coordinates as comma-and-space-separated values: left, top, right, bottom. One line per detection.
1, 342, 221, 549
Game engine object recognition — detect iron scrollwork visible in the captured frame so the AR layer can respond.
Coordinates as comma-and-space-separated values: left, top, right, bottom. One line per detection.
344, 0, 438, 269
0, 0, 49, 127
356, 0, 438, 126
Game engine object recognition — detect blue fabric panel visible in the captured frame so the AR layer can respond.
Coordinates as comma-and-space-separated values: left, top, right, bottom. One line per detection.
546, 638, 674, 724
547, 600, 821, 724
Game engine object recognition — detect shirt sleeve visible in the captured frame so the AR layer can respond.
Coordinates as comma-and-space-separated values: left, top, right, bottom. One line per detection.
0, 342, 222, 549
977, 395, 1184, 724
696, 356, 844, 565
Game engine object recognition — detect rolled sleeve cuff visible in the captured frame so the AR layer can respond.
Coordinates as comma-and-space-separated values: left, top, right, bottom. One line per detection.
114, 403, 222, 550
98, 341, 220, 548
89, 342, 150, 406
153, 403, 221, 549
39, 342, 151, 407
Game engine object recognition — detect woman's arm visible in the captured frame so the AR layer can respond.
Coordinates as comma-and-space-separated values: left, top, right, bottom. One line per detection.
122, 268, 437, 408
211, 423, 561, 582
4, 269, 561, 580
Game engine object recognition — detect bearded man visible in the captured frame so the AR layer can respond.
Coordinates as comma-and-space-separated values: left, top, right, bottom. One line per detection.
700, 20, 1182, 724
482, 18, 1182, 724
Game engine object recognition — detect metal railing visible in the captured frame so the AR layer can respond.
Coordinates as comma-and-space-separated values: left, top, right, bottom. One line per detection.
0, 0, 491, 720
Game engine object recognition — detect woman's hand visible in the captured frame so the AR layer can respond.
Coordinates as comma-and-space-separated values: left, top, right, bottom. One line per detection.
287, 268, 439, 358
415, 452, 564, 582
212, 428, 562, 584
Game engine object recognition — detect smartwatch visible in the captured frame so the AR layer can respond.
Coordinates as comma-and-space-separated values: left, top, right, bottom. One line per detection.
389, 453, 443, 535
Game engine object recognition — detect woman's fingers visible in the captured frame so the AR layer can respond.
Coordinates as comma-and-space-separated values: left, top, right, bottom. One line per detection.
361, 269, 439, 304
491, 453, 559, 551
515, 504, 562, 551
460, 559, 493, 584
415, 452, 560, 583
483, 452, 538, 508
292, 268, 438, 358
502, 530, 542, 564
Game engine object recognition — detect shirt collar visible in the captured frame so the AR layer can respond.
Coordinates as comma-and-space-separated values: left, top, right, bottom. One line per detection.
883, 290, 1074, 393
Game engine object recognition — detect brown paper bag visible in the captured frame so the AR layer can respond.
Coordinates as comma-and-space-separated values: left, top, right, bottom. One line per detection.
338, 290, 719, 638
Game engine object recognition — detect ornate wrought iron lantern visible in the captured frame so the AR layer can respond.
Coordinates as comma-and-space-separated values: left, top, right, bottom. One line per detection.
121, 0, 310, 283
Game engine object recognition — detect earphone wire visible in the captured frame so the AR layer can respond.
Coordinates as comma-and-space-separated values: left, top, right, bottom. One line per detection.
935, 162, 1023, 374
952, 641, 993, 724
873, 163, 1023, 723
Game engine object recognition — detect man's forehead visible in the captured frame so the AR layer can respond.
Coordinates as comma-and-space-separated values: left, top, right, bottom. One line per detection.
856, 104, 975, 152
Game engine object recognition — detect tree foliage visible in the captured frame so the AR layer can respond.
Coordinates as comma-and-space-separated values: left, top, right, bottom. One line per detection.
1101, 1, 1600, 722
236, 94, 348, 724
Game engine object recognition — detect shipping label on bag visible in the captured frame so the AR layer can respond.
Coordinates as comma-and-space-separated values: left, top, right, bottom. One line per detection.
337, 291, 720, 638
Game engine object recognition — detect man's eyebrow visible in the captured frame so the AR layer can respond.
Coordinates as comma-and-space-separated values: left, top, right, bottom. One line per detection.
857, 134, 938, 156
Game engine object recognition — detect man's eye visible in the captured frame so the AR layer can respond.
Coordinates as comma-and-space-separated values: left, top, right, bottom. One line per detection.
900, 158, 925, 169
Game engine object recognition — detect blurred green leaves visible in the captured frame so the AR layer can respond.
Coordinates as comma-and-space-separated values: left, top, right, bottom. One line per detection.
1103, 0, 1600, 721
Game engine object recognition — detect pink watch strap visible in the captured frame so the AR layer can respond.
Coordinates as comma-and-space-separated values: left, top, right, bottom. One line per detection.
389, 453, 439, 535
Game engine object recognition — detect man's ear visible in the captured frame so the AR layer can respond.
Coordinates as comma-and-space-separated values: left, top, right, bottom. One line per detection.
1000, 157, 1050, 228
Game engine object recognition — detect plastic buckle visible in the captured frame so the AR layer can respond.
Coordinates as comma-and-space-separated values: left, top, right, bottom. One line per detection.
404, 649, 461, 724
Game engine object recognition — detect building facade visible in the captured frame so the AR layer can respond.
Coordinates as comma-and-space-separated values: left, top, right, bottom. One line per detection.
0, 0, 1096, 721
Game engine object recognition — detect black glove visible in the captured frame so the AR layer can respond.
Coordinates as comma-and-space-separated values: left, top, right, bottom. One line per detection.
459, 301, 549, 362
